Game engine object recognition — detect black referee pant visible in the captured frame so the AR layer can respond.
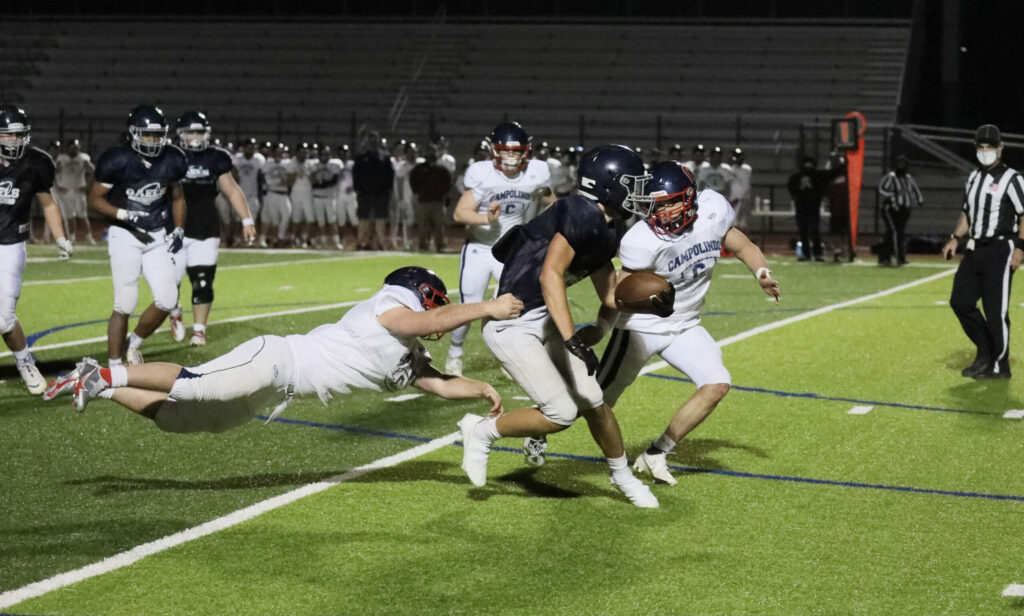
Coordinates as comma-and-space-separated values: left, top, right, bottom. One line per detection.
879, 206, 910, 264
950, 239, 1014, 374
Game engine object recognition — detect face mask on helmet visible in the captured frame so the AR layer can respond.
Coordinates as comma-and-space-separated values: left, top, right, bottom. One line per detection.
130, 126, 168, 157
416, 281, 449, 340
491, 143, 529, 176
648, 188, 698, 237
0, 128, 30, 161
617, 172, 655, 219
178, 128, 210, 151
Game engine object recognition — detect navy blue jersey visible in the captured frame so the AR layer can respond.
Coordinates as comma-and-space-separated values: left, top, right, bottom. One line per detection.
493, 195, 625, 312
94, 144, 187, 232
0, 147, 55, 244
182, 147, 233, 240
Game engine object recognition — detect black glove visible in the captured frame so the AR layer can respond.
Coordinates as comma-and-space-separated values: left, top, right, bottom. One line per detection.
564, 333, 599, 376
650, 286, 676, 318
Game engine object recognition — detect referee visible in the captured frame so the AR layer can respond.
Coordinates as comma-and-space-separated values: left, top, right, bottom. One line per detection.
941, 124, 1024, 379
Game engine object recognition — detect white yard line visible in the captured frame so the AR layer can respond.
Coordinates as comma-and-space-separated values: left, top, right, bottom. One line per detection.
1002, 584, 1024, 597
0, 431, 461, 610
848, 406, 874, 415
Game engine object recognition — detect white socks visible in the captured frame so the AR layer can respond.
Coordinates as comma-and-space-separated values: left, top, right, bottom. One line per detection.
108, 366, 128, 388
607, 454, 632, 480
473, 417, 501, 442
169, 305, 183, 318
12, 348, 31, 362
193, 323, 206, 333
448, 344, 464, 359
127, 332, 143, 350
650, 434, 677, 455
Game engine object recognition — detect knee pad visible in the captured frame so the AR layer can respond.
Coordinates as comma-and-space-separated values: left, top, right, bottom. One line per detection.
113, 285, 139, 316
0, 297, 16, 335
539, 392, 579, 427
152, 281, 179, 313
187, 265, 216, 305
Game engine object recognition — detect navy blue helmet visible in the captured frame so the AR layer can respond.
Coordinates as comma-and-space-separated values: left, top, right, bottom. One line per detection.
575, 144, 652, 219
126, 105, 169, 157
175, 110, 211, 151
0, 105, 31, 161
384, 266, 449, 311
486, 121, 531, 176
645, 161, 698, 237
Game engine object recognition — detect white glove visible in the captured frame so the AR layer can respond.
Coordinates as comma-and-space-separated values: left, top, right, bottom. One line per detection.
116, 208, 150, 224
56, 237, 74, 261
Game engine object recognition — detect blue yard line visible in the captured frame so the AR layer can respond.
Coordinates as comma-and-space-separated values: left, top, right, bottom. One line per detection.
642, 372, 986, 415
259, 415, 1024, 503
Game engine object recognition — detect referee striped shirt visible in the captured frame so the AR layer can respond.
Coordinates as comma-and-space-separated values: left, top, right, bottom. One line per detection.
963, 163, 1024, 239
878, 171, 923, 209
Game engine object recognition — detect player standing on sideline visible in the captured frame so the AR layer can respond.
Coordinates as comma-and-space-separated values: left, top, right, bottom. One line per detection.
166, 111, 256, 347
311, 145, 344, 250
60, 267, 523, 434
456, 145, 659, 508
444, 121, 554, 376
335, 144, 358, 247
391, 141, 420, 251
233, 138, 265, 246
0, 105, 73, 393
728, 147, 753, 230
288, 143, 315, 248
592, 162, 779, 486
53, 139, 96, 244
88, 105, 186, 367
261, 144, 294, 247
942, 124, 1024, 379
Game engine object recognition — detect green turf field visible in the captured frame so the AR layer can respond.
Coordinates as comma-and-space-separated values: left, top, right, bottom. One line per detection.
2, 245, 1023, 615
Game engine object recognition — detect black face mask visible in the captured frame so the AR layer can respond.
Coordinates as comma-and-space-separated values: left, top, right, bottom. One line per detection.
895, 166, 908, 175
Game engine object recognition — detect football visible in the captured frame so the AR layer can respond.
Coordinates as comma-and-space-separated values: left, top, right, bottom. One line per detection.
615, 271, 672, 313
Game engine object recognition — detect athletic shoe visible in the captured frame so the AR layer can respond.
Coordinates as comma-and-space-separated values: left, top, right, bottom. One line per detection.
961, 357, 990, 378
523, 436, 547, 467
125, 345, 144, 366
72, 365, 108, 412
169, 311, 185, 342
43, 357, 100, 401
189, 331, 207, 346
458, 413, 490, 487
445, 355, 463, 377
609, 473, 659, 508
633, 451, 678, 486
15, 355, 45, 395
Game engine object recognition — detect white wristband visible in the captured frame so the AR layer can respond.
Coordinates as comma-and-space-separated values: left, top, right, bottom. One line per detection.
755, 267, 771, 281
242, 217, 254, 226
115, 208, 128, 221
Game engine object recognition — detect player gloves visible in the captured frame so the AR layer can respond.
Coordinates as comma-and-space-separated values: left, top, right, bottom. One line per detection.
564, 334, 599, 375
115, 208, 150, 224
167, 227, 184, 254
649, 286, 675, 318
55, 237, 74, 261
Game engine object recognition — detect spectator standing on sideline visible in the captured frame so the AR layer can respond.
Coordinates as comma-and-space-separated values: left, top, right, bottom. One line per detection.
823, 150, 854, 262
787, 156, 830, 261
353, 132, 393, 250
409, 146, 452, 252
941, 124, 1024, 379
877, 155, 923, 266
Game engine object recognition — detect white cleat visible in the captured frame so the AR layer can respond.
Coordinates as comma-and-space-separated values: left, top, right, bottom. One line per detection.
16, 355, 45, 395
445, 355, 463, 377
633, 451, 678, 486
125, 346, 144, 366
523, 436, 547, 467
43, 356, 100, 401
610, 473, 659, 508
458, 413, 490, 487
189, 330, 207, 346
72, 365, 108, 412
169, 310, 185, 342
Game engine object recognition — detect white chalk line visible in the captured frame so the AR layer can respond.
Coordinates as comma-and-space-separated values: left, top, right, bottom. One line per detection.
0, 431, 460, 610
0, 268, 957, 608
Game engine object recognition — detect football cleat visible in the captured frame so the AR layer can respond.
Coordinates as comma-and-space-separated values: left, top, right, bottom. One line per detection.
15, 355, 45, 395
523, 436, 547, 467
72, 365, 108, 412
609, 473, 659, 508
43, 356, 100, 401
458, 413, 491, 487
445, 355, 463, 377
633, 451, 678, 486
189, 330, 207, 346
125, 345, 144, 366
169, 310, 185, 342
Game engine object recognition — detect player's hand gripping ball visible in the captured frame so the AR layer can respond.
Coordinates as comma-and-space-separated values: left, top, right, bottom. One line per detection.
615, 272, 675, 318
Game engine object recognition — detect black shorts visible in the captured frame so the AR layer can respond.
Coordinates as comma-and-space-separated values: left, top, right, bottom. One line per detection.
356, 193, 389, 219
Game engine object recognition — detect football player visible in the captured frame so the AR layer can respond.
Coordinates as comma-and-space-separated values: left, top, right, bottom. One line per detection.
310, 145, 344, 250
594, 161, 779, 486
456, 145, 659, 508
0, 105, 74, 394
390, 140, 419, 251
53, 139, 96, 244
444, 121, 554, 376
260, 144, 294, 247
166, 111, 255, 347
233, 138, 265, 246
88, 105, 186, 368
59, 268, 523, 435
288, 143, 315, 247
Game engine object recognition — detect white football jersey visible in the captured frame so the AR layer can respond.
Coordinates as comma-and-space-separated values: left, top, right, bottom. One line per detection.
463, 159, 551, 245
287, 158, 315, 199
696, 163, 734, 193
262, 158, 290, 193
730, 163, 752, 202
338, 159, 355, 199
234, 152, 265, 197
286, 286, 432, 402
311, 159, 343, 198
55, 152, 92, 189
616, 189, 735, 334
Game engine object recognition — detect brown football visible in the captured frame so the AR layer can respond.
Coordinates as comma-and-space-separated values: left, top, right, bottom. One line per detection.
615, 271, 671, 313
